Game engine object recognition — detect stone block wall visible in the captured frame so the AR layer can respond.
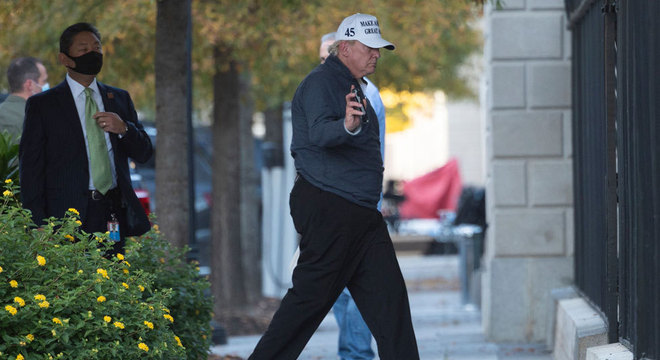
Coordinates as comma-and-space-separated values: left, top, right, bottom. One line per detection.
481, 0, 574, 343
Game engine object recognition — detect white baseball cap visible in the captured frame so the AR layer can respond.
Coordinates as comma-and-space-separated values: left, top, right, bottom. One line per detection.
335, 13, 395, 50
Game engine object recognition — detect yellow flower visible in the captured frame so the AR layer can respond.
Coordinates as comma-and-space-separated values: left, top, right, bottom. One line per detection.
162, 307, 170, 313
116, 253, 124, 260
9, 280, 18, 288
97, 296, 106, 303
124, 260, 131, 267
0, 265, 3, 273
38, 301, 50, 308
138, 285, 145, 292
3, 190, 12, 197
14, 297, 25, 307
5, 178, 12, 184
174, 335, 183, 347
16, 354, 24, 360
26, 334, 34, 341
5, 305, 17, 315
75, 220, 82, 226
138, 342, 149, 352
121, 282, 129, 289
52, 317, 63, 325
103, 316, 112, 323
67, 208, 79, 216
51, 329, 56, 337
113, 321, 125, 329
34, 294, 46, 301
163, 314, 174, 323
143, 320, 154, 329
123, 269, 129, 274
96, 268, 109, 279
37, 255, 46, 266
78, 269, 83, 274
65, 235, 75, 242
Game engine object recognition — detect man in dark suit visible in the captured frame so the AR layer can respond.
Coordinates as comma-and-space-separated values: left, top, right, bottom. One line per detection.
19, 23, 153, 254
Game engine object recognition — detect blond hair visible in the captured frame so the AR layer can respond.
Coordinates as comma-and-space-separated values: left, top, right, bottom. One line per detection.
328, 40, 356, 56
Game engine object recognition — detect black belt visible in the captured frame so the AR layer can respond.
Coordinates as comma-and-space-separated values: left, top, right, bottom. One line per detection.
89, 187, 120, 201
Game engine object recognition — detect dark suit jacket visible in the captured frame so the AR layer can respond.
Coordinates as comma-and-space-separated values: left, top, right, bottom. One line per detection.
19, 80, 153, 237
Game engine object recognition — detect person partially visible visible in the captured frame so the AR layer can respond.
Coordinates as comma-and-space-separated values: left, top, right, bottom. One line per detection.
19, 23, 153, 255
0, 57, 49, 140
249, 13, 419, 360
322, 30, 388, 360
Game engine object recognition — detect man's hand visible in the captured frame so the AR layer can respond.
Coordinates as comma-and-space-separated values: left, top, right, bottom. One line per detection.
93, 112, 128, 136
345, 85, 366, 132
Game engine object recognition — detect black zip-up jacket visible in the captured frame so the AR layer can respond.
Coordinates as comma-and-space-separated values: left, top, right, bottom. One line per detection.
290, 54, 383, 209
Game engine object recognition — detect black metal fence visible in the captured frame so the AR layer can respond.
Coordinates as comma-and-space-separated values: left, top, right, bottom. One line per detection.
567, 0, 660, 358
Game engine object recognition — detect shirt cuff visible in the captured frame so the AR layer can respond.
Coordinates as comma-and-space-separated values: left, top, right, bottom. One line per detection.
343, 118, 362, 135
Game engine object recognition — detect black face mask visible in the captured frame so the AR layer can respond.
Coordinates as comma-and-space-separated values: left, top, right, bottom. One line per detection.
66, 51, 103, 75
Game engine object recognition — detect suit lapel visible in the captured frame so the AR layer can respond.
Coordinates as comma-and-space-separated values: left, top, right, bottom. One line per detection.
54, 81, 86, 147
97, 82, 113, 113
97, 82, 120, 152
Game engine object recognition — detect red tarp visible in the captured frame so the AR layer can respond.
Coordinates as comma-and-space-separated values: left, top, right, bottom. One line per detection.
398, 158, 463, 219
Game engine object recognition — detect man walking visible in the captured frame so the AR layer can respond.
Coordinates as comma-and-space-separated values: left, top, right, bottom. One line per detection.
321, 30, 387, 360
249, 13, 419, 360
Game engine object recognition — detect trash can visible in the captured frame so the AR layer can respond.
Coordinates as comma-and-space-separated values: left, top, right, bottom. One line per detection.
453, 224, 483, 305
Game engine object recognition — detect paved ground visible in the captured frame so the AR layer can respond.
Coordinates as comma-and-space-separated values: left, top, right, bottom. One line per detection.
210, 255, 553, 360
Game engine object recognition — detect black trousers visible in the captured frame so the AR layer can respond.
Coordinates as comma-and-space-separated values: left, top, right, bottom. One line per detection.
249, 176, 419, 360
82, 188, 127, 256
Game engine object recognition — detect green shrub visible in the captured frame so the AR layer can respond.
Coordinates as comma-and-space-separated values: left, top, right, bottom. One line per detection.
126, 223, 213, 360
0, 180, 212, 359
0, 130, 19, 185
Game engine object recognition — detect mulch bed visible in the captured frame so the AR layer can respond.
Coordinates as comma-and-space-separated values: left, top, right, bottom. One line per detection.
216, 297, 281, 336
208, 297, 281, 360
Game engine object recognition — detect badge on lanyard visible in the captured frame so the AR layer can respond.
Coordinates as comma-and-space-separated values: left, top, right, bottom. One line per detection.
107, 213, 120, 242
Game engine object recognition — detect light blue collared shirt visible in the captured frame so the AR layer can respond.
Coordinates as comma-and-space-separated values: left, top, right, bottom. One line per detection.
362, 77, 386, 210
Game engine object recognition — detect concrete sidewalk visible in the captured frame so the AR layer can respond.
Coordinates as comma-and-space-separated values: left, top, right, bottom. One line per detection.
210, 255, 553, 360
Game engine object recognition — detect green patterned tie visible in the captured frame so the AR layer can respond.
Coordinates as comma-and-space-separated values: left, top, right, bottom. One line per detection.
84, 87, 112, 195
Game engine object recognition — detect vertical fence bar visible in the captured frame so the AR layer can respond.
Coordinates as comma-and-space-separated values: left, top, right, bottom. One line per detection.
601, 0, 619, 344
615, 0, 634, 350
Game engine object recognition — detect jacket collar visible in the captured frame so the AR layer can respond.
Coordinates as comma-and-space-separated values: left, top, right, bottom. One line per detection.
323, 55, 356, 82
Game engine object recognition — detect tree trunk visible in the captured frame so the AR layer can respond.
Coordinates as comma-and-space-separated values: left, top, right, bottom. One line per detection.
239, 72, 262, 305
211, 45, 247, 315
155, 0, 191, 249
